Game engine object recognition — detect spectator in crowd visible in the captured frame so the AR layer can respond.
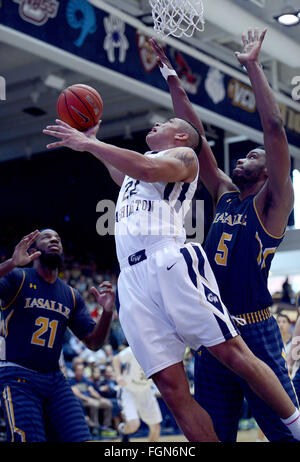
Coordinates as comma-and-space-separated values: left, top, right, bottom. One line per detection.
90, 366, 122, 429
109, 310, 127, 352
76, 274, 88, 293
86, 293, 98, 314
66, 333, 107, 375
70, 262, 82, 281
97, 365, 119, 400
277, 313, 293, 354
69, 362, 117, 438
103, 344, 114, 364
281, 277, 294, 305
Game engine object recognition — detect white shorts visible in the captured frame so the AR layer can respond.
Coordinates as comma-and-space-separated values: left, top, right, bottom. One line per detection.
119, 387, 162, 425
117, 240, 238, 378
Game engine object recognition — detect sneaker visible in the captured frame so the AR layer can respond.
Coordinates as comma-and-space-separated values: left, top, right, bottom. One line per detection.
118, 422, 130, 442
100, 426, 118, 438
238, 419, 252, 431
91, 427, 100, 437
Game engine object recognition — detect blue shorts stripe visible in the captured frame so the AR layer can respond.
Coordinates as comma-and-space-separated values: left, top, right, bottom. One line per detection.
201, 284, 233, 339
180, 247, 197, 287
180, 245, 236, 341
191, 244, 207, 280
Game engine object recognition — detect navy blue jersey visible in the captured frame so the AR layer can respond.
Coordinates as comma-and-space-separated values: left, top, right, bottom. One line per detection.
0, 268, 96, 372
204, 191, 284, 316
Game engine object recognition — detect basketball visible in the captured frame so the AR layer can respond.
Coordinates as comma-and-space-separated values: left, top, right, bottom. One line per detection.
56, 84, 103, 131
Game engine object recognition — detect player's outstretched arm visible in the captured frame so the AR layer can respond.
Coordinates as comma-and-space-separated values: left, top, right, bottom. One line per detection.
45, 121, 125, 187
150, 38, 205, 137
44, 119, 157, 182
83, 281, 114, 351
83, 122, 125, 187
150, 38, 237, 204
236, 29, 294, 230
44, 120, 197, 183
0, 230, 41, 278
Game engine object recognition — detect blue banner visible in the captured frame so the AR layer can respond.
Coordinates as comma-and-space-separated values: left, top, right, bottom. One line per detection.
1, 0, 299, 148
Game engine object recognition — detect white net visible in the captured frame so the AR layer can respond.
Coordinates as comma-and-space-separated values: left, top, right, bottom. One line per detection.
149, 0, 204, 38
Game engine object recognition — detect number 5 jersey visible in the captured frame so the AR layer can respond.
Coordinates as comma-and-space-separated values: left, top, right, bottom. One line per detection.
204, 191, 284, 317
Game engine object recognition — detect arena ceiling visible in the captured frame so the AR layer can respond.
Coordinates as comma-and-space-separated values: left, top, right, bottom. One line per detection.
0, 0, 299, 163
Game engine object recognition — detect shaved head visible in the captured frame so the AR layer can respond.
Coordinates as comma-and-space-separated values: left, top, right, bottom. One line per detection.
176, 119, 202, 152
146, 117, 203, 152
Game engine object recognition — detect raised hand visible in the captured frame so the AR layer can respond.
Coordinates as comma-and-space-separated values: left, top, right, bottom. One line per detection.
11, 230, 41, 267
149, 38, 173, 70
235, 28, 267, 67
43, 119, 101, 151
90, 281, 115, 313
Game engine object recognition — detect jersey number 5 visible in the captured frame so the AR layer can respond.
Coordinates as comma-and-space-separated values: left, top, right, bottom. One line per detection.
215, 233, 232, 266
31, 317, 58, 348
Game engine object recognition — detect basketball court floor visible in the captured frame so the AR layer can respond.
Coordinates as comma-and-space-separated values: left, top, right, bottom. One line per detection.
100, 428, 263, 443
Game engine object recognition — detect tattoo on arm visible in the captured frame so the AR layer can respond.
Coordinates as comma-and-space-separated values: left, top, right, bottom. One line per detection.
174, 151, 195, 169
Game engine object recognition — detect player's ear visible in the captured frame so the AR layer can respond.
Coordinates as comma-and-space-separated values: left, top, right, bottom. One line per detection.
174, 132, 189, 142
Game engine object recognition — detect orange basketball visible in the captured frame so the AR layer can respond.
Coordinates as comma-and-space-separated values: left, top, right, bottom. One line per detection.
56, 84, 103, 131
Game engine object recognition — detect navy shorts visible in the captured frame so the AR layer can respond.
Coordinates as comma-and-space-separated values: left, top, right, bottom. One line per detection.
194, 315, 299, 442
0, 366, 91, 442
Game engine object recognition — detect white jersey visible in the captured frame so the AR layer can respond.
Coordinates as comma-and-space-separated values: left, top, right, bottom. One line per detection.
115, 149, 199, 263
119, 346, 151, 393
116, 151, 238, 379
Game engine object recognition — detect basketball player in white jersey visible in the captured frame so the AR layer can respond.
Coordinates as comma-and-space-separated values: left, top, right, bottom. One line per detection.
112, 346, 162, 442
44, 118, 300, 442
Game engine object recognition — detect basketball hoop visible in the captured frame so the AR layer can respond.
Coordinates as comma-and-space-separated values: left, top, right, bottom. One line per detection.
149, 0, 205, 38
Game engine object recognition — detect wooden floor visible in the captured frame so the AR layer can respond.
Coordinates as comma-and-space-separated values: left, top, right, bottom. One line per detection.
101, 429, 263, 443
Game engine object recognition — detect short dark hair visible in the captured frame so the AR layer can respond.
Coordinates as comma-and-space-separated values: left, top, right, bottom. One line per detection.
28, 228, 58, 251
277, 313, 291, 323
181, 119, 203, 153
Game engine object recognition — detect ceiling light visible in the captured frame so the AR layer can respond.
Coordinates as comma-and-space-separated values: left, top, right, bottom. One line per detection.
44, 74, 66, 90
274, 2, 300, 26
276, 12, 300, 25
